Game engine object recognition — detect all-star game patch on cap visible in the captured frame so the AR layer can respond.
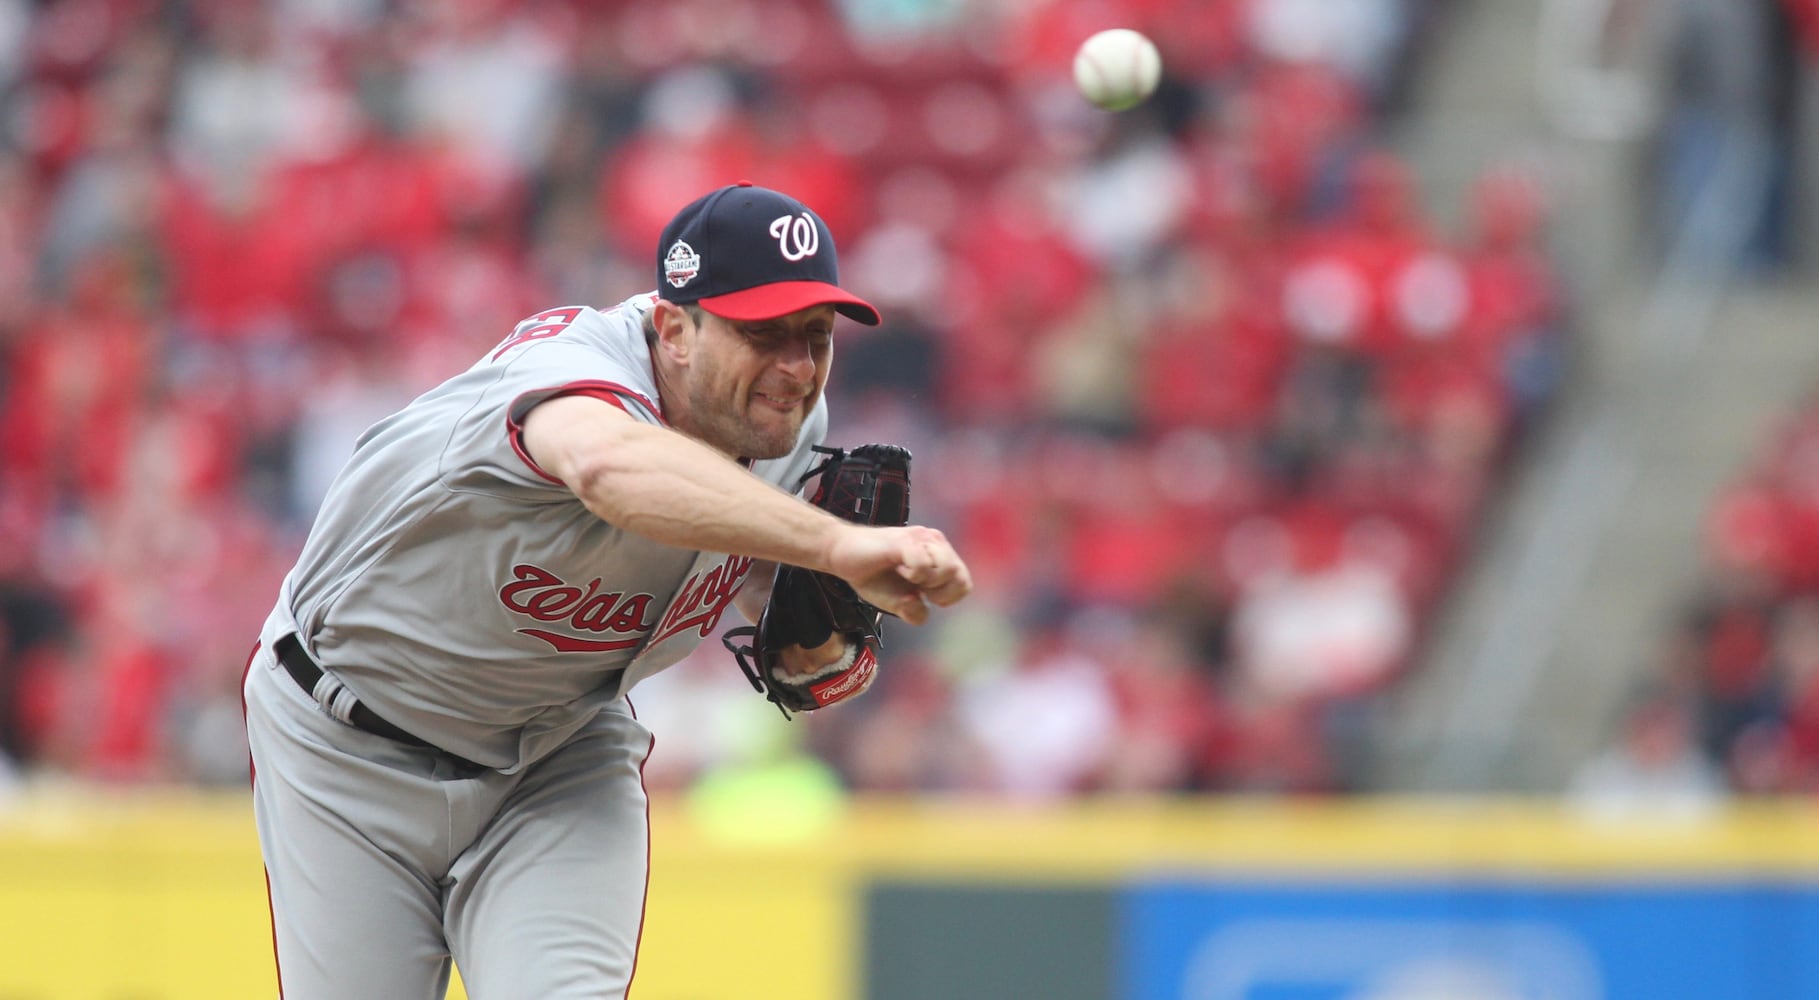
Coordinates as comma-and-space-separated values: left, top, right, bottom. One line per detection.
656, 182, 881, 326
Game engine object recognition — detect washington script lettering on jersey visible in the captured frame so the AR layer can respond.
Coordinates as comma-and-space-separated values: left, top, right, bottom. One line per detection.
649, 555, 754, 646
498, 556, 755, 653
499, 564, 657, 652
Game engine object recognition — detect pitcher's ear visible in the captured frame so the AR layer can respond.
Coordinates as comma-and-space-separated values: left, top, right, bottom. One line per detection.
650, 300, 696, 361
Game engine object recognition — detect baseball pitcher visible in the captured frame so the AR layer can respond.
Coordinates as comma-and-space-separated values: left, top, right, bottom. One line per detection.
242, 182, 972, 999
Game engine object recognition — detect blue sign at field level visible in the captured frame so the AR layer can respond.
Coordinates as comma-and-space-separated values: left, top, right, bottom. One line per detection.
1121, 879, 1819, 1000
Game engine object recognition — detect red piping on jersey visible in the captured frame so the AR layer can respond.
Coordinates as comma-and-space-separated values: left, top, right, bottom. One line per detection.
241, 641, 287, 1000
625, 726, 655, 999
507, 381, 667, 485
239, 640, 259, 767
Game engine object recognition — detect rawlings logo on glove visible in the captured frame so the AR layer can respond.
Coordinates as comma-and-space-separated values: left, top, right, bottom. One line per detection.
723, 444, 910, 718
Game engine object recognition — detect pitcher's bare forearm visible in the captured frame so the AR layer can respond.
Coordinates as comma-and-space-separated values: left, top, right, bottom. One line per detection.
522, 395, 971, 622
522, 395, 846, 569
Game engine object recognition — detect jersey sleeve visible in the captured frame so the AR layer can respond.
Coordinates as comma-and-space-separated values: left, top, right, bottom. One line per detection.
504, 379, 661, 486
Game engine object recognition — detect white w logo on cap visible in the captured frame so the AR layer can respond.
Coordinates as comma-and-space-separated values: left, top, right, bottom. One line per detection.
769, 213, 820, 261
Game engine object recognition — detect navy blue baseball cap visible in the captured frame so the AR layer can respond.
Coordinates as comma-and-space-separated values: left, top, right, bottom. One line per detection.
656, 182, 881, 326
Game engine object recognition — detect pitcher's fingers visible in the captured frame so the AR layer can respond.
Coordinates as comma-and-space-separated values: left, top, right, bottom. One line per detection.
902, 535, 960, 574
894, 560, 971, 607
926, 569, 973, 607
896, 558, 939, 586
899, 536, 939, 573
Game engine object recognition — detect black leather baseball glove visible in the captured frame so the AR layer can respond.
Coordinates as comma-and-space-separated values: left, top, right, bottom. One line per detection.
723, 444, 911, 718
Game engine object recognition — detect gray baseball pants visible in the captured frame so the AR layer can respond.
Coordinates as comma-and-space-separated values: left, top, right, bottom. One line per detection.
243, 642, 654, 1000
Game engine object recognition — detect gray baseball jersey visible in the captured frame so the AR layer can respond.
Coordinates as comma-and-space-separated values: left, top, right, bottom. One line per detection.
244, 292, 828, 1000
270, 291, 825, 772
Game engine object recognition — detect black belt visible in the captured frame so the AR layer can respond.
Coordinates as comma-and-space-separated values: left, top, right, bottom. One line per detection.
275, 633, 457, 758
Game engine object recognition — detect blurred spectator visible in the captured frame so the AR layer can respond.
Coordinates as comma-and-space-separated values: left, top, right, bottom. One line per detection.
0, 575, 72, 768
1641, 386, 1819, 796
953, 611, 1120, 799
1247, 0, 1416, 108
596, 65, 769, 262
0, 0, 25, 92
1100, 611, 1229, 792
397, 0, 568, 177
1456, 165, 1568, 437
1568, 687, 1727, 821
1646, 0, 1795, 274
1227, 504, 1414, 702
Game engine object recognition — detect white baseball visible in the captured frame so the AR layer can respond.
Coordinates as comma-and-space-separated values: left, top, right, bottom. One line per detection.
1072, 28, 1162, 112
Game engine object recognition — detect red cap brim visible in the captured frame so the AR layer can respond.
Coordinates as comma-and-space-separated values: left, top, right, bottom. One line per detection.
695, 281, 881, 326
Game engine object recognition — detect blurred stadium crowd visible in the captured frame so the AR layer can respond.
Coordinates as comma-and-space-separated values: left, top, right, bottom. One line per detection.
0, 0, 1582, 796
1609, 393, 1819, 801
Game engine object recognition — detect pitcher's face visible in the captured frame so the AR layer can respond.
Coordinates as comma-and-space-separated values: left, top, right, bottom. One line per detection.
679, 304, 835, 460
